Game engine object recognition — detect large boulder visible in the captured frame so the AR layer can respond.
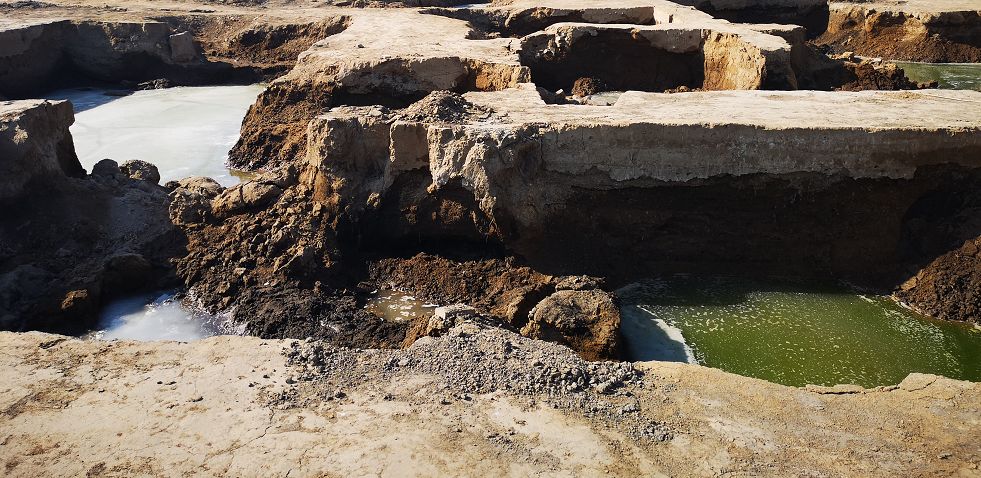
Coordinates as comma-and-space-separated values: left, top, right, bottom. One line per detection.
522, 289, 622, 361
119, 159, 161, 184
167, 176, 223, 225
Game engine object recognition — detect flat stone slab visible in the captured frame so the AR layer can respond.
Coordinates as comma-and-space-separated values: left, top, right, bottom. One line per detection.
441, 86, 981, 181
830, 0, 981, 15
1, 330, 979, 477
467, 86, 981, 130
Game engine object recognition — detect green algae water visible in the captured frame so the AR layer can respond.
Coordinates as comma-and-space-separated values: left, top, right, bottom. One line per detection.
618, 276, 981, 387
894, 62, 981, 91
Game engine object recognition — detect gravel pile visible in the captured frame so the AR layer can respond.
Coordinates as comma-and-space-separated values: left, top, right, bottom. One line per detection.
397, 91, 496, 123
282, 320, 674, 442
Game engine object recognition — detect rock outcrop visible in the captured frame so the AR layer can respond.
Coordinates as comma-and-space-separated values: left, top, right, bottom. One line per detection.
1, 0, 974, 351
0, 12, 343, 98
227, 0, 920, 172
305, 88, 981, 285
0, 99, 82, 199
523, 289, 622, 361
0, 100, 179, 333
227, 8, 531, 171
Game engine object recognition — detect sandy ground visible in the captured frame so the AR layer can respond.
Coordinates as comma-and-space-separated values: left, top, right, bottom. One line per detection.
1, 329, 979, 477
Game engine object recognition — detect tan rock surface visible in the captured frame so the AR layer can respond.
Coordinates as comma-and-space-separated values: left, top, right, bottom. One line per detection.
1, 330, 979, 477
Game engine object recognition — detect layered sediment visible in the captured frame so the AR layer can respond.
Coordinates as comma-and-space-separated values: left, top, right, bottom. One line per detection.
2, 0, 981, 471
0, 7, 350, 98
227, 0, 923, 172
306, 87, 981, 285
818, 0, 981, 62
2, 0, 977, 340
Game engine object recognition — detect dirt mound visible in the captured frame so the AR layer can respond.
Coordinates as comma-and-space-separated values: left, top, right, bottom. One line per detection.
288, 321, 640, 397
370, 253, 557, 327
837, 58, 931, 91
895, 237, 981, 323
398, 91, 496, 123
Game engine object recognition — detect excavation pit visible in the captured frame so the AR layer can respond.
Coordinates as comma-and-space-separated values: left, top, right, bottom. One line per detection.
520, 23, 797, 95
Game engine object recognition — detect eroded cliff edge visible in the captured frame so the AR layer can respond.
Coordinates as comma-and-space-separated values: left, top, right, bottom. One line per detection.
818, 0, 981, 62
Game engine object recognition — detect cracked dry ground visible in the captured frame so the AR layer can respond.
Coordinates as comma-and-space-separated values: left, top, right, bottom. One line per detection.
1, 330, 979, 477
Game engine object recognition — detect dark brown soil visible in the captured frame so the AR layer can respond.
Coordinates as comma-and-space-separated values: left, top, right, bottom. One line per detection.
369, 253, 559, 328
817, 8, 981, 63
895, 238, 981, 324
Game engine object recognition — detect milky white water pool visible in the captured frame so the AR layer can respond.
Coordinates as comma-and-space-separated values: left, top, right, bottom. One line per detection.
86, 292, 242, 342
46, 84, 264, 186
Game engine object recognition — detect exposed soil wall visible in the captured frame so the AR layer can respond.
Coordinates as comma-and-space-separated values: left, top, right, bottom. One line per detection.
698, 3, 830, 38
301, 91, 981, 312
156, 15, 351, 72
520, 29, 707, 93
227, 59, 529, 171
817, 6, 981, 62
0, 19, 263, 98
0, 101, 181, 333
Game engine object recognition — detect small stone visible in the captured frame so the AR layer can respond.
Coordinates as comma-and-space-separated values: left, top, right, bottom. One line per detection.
119, 160, 161, 184
169, 31, 199, 63
91, 159, 120, 177
620, 403, 639, 414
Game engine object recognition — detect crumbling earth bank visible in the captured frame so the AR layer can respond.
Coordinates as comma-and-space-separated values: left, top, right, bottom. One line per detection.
3, 0, 981, 353
818, 2, 981, 63
0, 100, 181, 333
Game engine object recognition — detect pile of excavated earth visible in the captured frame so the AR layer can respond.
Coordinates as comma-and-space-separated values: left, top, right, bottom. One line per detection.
1, 0, 980, 475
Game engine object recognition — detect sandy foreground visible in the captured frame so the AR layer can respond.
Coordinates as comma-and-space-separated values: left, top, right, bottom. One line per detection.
1, 327, 978, 477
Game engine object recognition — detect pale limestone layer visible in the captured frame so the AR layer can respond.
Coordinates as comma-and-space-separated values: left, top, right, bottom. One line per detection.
283, 8, 529, 95
521, 21, 793, 90
0, 330, 977, 477
830, 0, 981, 16
306, 87, 981, 252
310, 87, 981, 194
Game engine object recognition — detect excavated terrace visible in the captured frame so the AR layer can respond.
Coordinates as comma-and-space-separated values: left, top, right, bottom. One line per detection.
1, 0, 981, 473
